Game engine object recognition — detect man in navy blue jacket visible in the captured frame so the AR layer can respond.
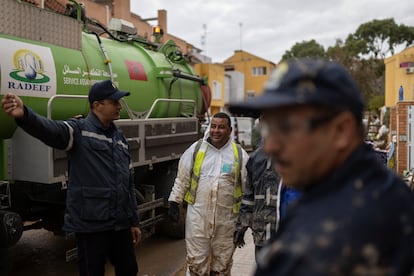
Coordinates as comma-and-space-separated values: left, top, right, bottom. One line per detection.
234, 144, 282, 259
1, 80, 141, 276
229, 59, 414, 275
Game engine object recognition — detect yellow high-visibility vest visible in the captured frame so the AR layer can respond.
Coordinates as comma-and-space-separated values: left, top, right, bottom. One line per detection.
184, 140, 243, 213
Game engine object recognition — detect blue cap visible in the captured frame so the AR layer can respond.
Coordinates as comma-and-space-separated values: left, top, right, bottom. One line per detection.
88, 80, 130, 103
228, 58, 365, 120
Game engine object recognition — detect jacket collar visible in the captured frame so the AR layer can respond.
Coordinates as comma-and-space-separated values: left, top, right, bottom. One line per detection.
206, 136, 232, 150
86, 111, 115, 132
303, 143, 376, 198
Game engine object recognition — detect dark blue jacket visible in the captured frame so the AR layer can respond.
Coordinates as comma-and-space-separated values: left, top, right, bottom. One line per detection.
256, 143, 414, 276
236, 146, 282, 246
279, 186, 302, 220
17, 108, 140, 233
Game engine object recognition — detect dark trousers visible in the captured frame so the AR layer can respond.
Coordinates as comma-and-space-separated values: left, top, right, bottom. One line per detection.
0, 248, 11, 275
76, 229, 138, 276
255, 245, 263, 263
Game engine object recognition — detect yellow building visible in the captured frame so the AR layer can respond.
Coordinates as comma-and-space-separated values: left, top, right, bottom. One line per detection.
384, 46, 414, 106
223, 50, 276, 98
384, 46, 414, 175
194, 63, 226, 116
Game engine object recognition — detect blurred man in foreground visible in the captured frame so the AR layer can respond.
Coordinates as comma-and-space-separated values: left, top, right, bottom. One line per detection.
229, 58, 414, 275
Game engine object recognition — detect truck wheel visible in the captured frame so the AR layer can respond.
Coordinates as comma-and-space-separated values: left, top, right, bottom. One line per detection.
0, 211, 23, 248
158, 203, 186, 239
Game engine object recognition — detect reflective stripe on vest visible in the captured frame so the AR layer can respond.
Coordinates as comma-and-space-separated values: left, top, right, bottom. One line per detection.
184, 141, 208, 205
184, 141, 243, 213
232, 141, 242, 213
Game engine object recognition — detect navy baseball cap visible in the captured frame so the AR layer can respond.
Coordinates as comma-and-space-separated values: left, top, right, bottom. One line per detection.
88, 80, 130, 103
228, 58, 365, 120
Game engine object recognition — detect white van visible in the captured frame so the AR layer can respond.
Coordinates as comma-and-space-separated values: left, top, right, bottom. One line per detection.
231, 117, 254, 152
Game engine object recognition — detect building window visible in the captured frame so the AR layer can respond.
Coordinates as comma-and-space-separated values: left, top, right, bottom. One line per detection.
212, 80, 222, 100
252, 66, 267, 76
247, 90, 255, 98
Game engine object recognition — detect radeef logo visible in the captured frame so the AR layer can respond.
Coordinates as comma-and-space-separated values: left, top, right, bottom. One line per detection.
9, 49, 50, 83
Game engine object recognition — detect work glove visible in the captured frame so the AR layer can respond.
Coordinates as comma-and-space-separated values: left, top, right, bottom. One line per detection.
168, 201, 180, 222
233, 229, 246, 248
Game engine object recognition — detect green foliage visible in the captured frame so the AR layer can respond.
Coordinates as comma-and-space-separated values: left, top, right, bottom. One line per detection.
345, 18, 414, 58
368, 94, 385, 112
326, 42, 385, 102
327, 39, 356, 68
280, 18, 413, 113
280, 39, 326, 62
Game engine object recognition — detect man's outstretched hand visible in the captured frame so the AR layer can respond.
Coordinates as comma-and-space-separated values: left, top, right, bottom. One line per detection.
1, 93, 24, 119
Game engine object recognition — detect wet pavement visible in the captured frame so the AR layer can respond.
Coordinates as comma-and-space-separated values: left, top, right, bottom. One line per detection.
231, 228, 256, 275
6, 229, 186, 276
6, 228, 255, 275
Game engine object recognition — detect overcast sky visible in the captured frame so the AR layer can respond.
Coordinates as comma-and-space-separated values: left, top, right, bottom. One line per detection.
130, 0, 414, 63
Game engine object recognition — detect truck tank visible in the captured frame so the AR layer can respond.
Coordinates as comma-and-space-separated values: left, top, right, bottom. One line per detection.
0, 0, 211, 250
0, 20, 208, 138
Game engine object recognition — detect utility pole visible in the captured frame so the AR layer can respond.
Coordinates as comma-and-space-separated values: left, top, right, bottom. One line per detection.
201, 23, 207, 54
239, 22, 243, 50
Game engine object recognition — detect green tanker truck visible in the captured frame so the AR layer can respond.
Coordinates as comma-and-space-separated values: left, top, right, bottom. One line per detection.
0, 0, 211, 250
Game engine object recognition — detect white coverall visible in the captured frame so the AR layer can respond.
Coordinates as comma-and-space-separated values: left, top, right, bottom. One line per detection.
169, 137, 248, 276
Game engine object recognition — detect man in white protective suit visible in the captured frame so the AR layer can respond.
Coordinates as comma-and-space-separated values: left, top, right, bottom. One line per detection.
168, 112, 249, 276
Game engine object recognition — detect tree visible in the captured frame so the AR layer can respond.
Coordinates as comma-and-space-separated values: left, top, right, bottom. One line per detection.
327, 39, 355, 68
280, 39, 326, 62
279, 18, 414, 114
345, 18, 414, 59
327, 40, 384, 106
339, 18, 414, 109
368, 94, 385, 114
